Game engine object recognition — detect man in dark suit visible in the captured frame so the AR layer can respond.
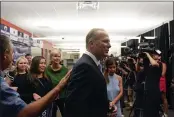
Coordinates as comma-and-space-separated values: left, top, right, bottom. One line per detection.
64, 28, 114, 117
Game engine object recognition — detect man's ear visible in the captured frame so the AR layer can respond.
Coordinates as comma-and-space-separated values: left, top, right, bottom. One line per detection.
88, 40, 95, 48
4, 52, 8, 59
4, 50, 9, 59
89, 40, 94, 45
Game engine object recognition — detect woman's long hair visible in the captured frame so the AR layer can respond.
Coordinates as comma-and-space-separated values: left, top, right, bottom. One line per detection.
104, 58, 116, 84
28, 56, 48, 87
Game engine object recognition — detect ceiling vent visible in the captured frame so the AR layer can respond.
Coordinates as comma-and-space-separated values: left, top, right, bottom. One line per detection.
76, 1, 99, 10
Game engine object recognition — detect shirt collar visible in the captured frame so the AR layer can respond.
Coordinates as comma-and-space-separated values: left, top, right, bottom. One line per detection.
85, 51, 100, 66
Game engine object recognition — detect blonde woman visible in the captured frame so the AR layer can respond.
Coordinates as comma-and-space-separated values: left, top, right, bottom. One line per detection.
45, 49, 69, 117
12, 56, 35, 104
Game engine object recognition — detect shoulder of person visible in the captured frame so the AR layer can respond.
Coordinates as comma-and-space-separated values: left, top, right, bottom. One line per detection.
72, 62, 94, 75
115, 74, 122, 80
162, 62, 166, 67
75, 61, 92, 68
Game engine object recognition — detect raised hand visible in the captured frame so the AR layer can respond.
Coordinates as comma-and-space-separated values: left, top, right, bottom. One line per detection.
57, 69, 72, 90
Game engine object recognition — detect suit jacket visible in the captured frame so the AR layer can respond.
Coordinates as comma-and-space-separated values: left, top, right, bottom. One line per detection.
64, 54, 109, 117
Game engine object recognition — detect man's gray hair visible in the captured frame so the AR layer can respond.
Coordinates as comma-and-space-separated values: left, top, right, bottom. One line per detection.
86, 28, 105, 48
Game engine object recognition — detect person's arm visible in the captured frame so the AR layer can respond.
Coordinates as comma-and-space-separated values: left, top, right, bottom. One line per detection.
117, 67, 127, 75
120, 68, 128, 75
4, 76, 13, 86
112, 76, 123, 104
135, 58, 140, 72
17, 70, 71, 117
124, 65, 131, 72
162, 62, 167, 77
17, 87, 60, 117
144, 52, 159, 67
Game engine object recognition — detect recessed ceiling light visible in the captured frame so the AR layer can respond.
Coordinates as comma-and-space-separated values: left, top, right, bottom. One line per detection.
37, 26, 51, 29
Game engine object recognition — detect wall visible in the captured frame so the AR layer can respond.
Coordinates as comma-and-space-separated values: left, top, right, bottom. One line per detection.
1, 18, 54, 63
1, 18, 31, 36
31, 47, 42, 57
42, 40, 53, 65
1, 18, 32, 62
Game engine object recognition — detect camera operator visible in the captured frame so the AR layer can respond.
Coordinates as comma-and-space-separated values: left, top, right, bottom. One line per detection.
133, 57, 146, 117
124, 58, 136, 109
118, 62, 130, 105
133, 50, 162, 117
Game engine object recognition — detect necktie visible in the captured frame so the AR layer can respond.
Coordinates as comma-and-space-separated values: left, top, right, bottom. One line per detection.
98, 64, 102, 72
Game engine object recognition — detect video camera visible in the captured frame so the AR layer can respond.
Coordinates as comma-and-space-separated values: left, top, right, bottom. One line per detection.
138, 36, 156, 58
125, 36, 156, 57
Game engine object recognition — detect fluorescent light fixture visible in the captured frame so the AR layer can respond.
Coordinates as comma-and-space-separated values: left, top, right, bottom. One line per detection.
125, 36, 156, 40
121, 46, 128, 47
77, 1, 99, 10
143, 36, 156, 39
32, 37, 59, 40
33, 36, 126, 42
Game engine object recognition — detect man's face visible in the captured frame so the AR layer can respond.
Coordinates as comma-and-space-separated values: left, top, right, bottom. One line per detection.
26, 55, 32, 64
92, 30, 111, 59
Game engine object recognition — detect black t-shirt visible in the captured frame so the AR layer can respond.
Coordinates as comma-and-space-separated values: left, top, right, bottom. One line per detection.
34, 77, 53, 117
135, 70, 146, 92
145, 63, 162, 91
12, 73, 34, 104
35, 78, 52, 97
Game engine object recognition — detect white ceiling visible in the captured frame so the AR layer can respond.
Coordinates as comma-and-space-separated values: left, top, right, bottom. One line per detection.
1, 1, 173, 55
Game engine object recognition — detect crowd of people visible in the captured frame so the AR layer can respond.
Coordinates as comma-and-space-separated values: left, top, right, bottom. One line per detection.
0, 28, 174, 117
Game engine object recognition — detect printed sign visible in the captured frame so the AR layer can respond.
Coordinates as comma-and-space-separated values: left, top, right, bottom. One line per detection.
10, 27, 18, 41
23, 33, 30, 45
18, 31, 24, 42
0, 24, 10, 36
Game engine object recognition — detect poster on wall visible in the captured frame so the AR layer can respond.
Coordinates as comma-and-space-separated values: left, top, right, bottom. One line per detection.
0, 24, 10, 36
32, 39, 41, 47
13, 42, 31, 63
30, 37, 34, 46
18, 31, 24, 42
10, 27, 18, 41
23, 33, 30, 45
0, 23, 32, 62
